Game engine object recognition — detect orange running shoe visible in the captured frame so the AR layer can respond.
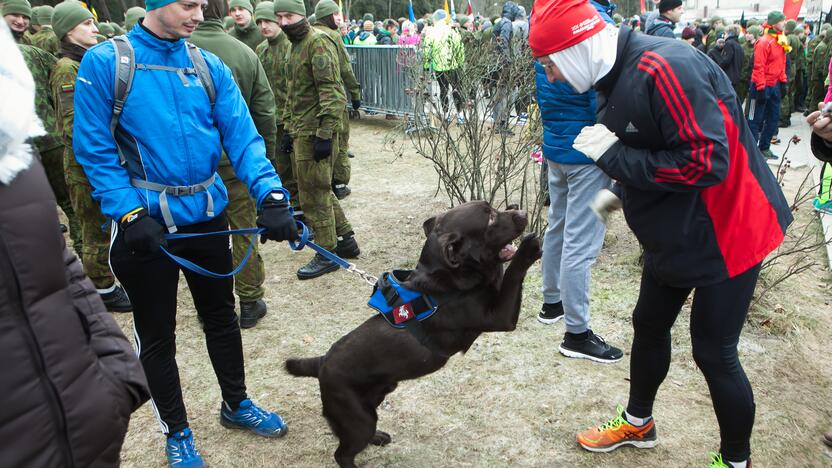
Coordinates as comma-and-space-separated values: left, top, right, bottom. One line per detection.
576, 405, 658, 453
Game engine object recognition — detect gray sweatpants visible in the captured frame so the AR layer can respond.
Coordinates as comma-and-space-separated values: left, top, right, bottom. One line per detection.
541, 162, 609, 334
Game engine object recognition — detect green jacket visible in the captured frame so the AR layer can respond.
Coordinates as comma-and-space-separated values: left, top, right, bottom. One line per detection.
189, 18, 276, 166
18, 44, 62, 154
422, 25, 464, 72
228, 20, 265, 52
314, 22, 361, 102
255, 34, 290, 125
740, 41, 754, 86
283, 28, 346, 140
50, 55, 88, 184
812, 37, 832, 80
787, 34, 800, 80
29, 27, 58, 55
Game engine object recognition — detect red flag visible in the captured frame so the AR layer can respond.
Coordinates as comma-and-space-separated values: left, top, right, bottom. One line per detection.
639, 0, 646, 14
783, 0, 804, 20
466, 0, 472, 15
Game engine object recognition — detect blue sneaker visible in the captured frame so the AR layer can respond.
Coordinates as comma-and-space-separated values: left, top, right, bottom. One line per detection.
220, 399, 288, 438
166, 428, 204, 467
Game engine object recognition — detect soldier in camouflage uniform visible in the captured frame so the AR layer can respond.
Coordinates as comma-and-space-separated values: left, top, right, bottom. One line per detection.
313, 0, 360, 201
228, 0, 264, 51
705, 16, 723, 52
806, 25, 831, 111
29, 5, 58, 55
794, 26, 807, 113
255, 1, 297, 208
189, 0, 277, 328
808, 31, 832, 112
3, 0, 33, 44
779, 20, 800, 127
738, 25, 761, 109
275, 0, 360, 279
49, 0, 132, 312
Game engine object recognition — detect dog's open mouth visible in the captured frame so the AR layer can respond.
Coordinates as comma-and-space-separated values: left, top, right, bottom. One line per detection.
499, 243, 517, 262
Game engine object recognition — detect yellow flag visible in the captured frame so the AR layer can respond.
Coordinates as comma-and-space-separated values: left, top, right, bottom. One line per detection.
443, 0, 450, 23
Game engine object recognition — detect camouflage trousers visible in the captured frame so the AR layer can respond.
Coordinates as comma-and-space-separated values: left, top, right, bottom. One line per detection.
274, 125, 299, 209
806, 76, 826, 112
333, 109, 351, 185
218, 164, 265, 303
64, 151, 115, 290
42, 145, 80, 249
735, 81, 749, 110
292, 134, 352, 250
779, 82, 793, 126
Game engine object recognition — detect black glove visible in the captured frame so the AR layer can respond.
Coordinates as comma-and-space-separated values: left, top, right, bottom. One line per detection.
280, 133, 293, 154
352, 99, 361, 111
120, 209, 166, 254
257, 193, 299, 243
313, 136, 333, 162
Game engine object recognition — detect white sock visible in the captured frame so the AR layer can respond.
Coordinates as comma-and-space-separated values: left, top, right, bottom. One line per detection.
624, 410, 651, 427
728, 461, 747, 468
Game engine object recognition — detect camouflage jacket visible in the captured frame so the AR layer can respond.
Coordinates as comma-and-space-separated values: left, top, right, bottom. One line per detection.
18, 44, 62, 153
29, 27, 59, 55
313, 22, 361, 102
50, 56, 87, 183
283, 28, 346, 140
786, 33, 800, 79
740, 41, 754, 84
256, 33, 289, 125
811, 38, 831, 80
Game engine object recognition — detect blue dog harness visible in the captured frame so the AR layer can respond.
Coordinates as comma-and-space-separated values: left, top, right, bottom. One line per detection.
368, 270, 438, 328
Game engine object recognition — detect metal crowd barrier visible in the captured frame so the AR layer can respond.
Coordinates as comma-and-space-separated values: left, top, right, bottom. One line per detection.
345, 45, 418, 117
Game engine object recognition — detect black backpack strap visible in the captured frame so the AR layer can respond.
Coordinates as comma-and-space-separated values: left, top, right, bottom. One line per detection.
109, 35, 135, 167
186, 42, 215, 108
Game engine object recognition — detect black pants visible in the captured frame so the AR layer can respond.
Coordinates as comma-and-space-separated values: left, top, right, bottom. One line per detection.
111, 213, 246, 435
436, 70, 463, 115
627, 263, 760, 461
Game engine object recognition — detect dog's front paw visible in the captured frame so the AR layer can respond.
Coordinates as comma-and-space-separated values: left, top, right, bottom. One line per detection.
371, 430, 392, 446
514, 233, 543, 265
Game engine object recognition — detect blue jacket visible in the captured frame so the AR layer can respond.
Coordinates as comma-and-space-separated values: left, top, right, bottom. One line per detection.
534, 0, 614, 165
73, 25, 286, 226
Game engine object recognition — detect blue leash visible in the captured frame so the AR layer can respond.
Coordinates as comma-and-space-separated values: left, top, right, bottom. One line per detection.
162, 221, 351, 279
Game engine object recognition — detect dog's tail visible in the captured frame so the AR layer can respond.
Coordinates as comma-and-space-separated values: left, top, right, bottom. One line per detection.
284, 356, 323, 377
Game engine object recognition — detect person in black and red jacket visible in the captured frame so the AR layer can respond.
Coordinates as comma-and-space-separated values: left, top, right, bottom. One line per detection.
529, 0, 793, 466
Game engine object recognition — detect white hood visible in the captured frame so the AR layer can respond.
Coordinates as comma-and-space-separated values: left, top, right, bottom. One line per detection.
549, 24, 619, 94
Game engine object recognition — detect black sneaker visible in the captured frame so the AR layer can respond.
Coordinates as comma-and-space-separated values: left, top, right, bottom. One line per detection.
100, 285, 133, 313
297, 253, 340, 280
239, 299, 267, 329
333, 183, 351, 200
559, 330, 623, 364
335, 231, 360, 258
347, 150, 355, 158
538, 302, 564, 325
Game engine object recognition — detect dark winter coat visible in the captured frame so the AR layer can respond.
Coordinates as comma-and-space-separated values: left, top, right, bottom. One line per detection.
645, 15, 675, 39
594, 27, 793, 287
708, 34, 744, 86
493, 1, 519, 63
0, 157, 149, 467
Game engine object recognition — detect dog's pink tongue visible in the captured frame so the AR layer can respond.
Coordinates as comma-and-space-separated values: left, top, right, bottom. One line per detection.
499, 244, 517, 261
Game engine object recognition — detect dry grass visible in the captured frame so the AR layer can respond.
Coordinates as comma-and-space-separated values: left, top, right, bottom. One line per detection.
114, 117, 832, 467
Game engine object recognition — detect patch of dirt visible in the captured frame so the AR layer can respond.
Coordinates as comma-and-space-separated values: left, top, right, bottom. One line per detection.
115, 117, 832, 467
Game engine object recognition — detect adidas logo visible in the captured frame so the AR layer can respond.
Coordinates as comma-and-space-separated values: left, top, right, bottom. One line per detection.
625, 122, 639, 133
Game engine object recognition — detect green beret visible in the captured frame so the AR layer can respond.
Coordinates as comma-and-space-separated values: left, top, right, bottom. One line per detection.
254, 1, 275, 22
53, 0, 94, 39
314, 0, 339, 19
273, 0, 305, 16
2, 0, 33, 19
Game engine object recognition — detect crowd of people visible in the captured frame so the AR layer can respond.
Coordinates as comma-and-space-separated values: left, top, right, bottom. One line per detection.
2, 0, 831, 466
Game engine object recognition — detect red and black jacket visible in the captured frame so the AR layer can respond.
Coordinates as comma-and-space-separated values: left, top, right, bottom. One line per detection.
594, 27, 793, 287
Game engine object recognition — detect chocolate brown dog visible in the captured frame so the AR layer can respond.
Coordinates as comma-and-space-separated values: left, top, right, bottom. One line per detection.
285, 201, 542, 467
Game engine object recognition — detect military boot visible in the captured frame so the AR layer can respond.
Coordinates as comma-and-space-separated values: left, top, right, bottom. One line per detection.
239, 299, 267, 329
297, 253, 339, 280
335, 231, 360, 258
100, 285, 133, 313
332, 182, 351, 200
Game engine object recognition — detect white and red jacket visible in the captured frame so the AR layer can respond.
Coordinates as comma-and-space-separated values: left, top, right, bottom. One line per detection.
594, 27, 793, 287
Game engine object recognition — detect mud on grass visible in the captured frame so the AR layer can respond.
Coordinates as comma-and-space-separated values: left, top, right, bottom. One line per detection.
113, 118, 832, 467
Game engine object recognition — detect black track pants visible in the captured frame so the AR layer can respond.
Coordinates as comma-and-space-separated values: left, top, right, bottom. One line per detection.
111, 213, 246, 435
626, 263, 761, 461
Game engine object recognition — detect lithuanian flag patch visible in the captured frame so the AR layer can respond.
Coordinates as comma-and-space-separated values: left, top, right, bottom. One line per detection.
60, 84, 74, 93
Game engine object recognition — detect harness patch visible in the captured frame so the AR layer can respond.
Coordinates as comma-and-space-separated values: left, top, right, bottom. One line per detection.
368, 270, 437, 329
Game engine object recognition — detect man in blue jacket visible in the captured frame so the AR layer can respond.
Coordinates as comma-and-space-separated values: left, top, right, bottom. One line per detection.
530, 0, 623, 364
645, 0, 682, 39
73, 0, 297, 465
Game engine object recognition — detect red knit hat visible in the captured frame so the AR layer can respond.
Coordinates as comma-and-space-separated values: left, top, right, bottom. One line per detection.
529, 0, 607, 57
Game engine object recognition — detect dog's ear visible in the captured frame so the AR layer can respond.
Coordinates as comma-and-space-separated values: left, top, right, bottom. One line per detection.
439, 232, 463, 268
422, 216, 437, 237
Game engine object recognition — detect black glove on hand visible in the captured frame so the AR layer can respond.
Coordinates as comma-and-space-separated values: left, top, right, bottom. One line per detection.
257, 194, 299, 243
313, 137, 333, 162
280, 133, 293, 154
121, 209, 166, 254
352, 99, 361, 111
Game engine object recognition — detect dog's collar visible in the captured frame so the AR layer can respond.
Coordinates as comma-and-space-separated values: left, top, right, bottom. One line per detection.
368, 270, 438, 328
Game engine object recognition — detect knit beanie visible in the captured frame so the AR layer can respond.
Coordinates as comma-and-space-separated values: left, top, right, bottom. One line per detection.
97, 21, 114, 36
681, 26, 695, 39
254, 1, 275, 22
53, 0, 94, 39
124, 6, 145, 29
35, 4, 53, 25
362, 19, 373, 31
111, 22, 124, 34
709, 15, 722, 26
747, 25, 763, 39
784, 19, 796, 33
528, 0, 606, 58
657, 0, 681, 13
145, 0, 178, 12
273, 0, 305, 16
362, 13, 373, 22
2, 0, 33, 18
314, 0, 339, 19
766, 11, 785, 26
795, 26, 804, 35
229, 0, 253, 14
30, 5, 41, 25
